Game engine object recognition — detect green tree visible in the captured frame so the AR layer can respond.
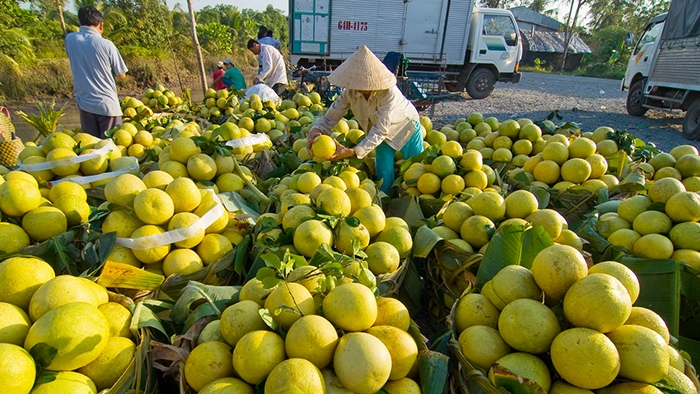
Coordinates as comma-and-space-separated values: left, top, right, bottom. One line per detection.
588, 0, 670, 34
102, 0, 172, 50
528, 0, 549, 13
197, 22, 231, 53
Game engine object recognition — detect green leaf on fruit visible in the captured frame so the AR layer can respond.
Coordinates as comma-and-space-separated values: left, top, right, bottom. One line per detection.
490, 364, 547, 394
30, 343, 57, 369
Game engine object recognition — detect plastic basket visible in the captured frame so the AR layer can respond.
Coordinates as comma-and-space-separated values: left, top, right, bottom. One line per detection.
0, 138, 24, 168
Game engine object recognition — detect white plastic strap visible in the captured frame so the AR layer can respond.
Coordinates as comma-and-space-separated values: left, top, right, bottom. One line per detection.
115, 189, 227, 250
19, 140, 118, 172
51, 157, 140, 186
225, 133, 270, 148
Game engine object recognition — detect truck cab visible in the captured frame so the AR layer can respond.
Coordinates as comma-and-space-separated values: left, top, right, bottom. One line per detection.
621, 12, 666, 94
457, 8, 522, 98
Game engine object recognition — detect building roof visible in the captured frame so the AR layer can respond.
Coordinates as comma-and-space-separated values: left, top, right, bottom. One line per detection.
520, 29, 592, 54
510, 6, 562, 31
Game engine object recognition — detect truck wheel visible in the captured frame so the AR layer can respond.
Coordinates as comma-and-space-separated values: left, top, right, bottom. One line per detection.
682, 99, 700, 140
465, 68, 495, 99
626, 81, 648, 116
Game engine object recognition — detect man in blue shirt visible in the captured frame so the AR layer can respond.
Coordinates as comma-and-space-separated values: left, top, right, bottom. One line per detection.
213, 58, 247, 91
65, 6, 128, 138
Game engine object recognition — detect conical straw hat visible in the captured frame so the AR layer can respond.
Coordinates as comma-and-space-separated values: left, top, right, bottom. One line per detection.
328, 45, 397, 90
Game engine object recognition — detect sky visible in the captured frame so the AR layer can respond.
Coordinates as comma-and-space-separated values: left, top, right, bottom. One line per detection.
190, 0, 288, 13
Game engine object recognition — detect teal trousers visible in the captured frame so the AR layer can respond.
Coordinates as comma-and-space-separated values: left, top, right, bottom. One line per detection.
375, 123, 424, 193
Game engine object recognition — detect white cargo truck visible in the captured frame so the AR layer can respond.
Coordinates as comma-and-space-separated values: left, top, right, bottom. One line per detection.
287, 0, 522, 99
622, 0, 700, 140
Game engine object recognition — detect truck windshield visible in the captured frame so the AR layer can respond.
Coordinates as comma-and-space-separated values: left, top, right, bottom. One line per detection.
634, 22, 663, 54
483, 15, 518, 46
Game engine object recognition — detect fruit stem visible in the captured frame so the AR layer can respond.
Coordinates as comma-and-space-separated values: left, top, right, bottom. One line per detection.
231, 156, 270, 203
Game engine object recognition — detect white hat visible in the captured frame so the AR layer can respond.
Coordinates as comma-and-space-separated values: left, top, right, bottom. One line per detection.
328, 45, 397, 90
216, 61, 224, 67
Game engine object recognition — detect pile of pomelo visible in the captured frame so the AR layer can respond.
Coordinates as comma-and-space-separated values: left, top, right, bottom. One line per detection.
454, 245, 696, 394
0, 256, 136, 393
596, 145, 700, 267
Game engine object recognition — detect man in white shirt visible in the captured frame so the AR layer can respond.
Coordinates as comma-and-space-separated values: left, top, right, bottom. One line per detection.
307, 45, 424, 193
247, 39, 288, 95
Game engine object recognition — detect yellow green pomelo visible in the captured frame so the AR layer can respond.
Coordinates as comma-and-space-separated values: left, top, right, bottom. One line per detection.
665, 191, 700, 222
199, 377, 253, 394
98, 302, 133, 339
232, 330, 286, 385
460, 215, 495, 249
633, 210, 672, 235
458, 325, 511, 370
285, 315, 338, 369
293, 219, 333, 258
376, 226, 413, 259
550, 327, 620, 389
323, 283, 377, 332
0, 256, 54, 310
28, 275, 99, 321
648, 177, 686, 203
374, 297, 411, 332
366, 242, 400, 275
588, 261, 640, 303
670, 222, 700, 251
668, 346, 685, 371
498, 298, 560, 353
22, 206, 67, 241
54, 195, 91, 227
0, 343, 36, 394
607, 324, 669, 383
625, 306, 670, 344
264, 358, 325, 394
334, 219, 370, 255
352, 204, 386, 238
77, 336, 135, 390
531, 244, 588, 302
468, 192, 506, 221
489, 352, 551, 392
633, 234, 674, 259
675, 153, 700, 177
30, 371, 96, 394
454, 293, 500, 333
130, 225, 171, 264
102, 209, 143, 238
442, 201, 474, 231
316, 187, 351, 216
24, 302, 109, 371
104, 174, 147, 207
599, 382, 664, 394
482, 265, 542, 310
165, 177, 202, 213
133, 188, 174, 225
0, 178, 41, 217
334, 332, 392, 394
264, 283, 316, 330
0, 222, 30, 254
526, 209, 567, 240
184, 341, 234, 392
239, 278, 278, 307
312, 135, 336, 159
0, 302, 30, 345
550, 381, 595, 394
504, 190, 539, 219
220, 300, 267, 347
564, 273, 631, 333
366, 325, 418, 380
661, 364, 698, 394
617, 195, 652, 223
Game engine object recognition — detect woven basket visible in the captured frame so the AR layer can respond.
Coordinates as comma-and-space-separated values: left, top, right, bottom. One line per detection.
0, 138, 24, 168
0, 107, 15, 141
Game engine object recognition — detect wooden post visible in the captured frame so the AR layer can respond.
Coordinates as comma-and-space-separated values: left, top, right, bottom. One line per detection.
186, 0, 208, 94
57, 2, 67, 38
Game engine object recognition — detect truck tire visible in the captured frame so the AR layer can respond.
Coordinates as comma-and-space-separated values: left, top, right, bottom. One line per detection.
682, 99, 700, 140
465, 68, 495, 99
626, 80, 648, 116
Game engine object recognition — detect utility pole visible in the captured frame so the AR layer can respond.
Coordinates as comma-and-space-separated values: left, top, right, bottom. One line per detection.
186, 0, 208, 94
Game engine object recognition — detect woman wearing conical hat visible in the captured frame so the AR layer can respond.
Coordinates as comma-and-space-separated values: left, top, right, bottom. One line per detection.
307, 45, 424, 193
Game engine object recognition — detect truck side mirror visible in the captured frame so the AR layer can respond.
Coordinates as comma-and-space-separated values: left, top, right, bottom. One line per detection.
624, 33, 635, 46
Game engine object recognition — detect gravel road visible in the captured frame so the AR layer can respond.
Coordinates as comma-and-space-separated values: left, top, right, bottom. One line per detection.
427, 71, 699, 153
